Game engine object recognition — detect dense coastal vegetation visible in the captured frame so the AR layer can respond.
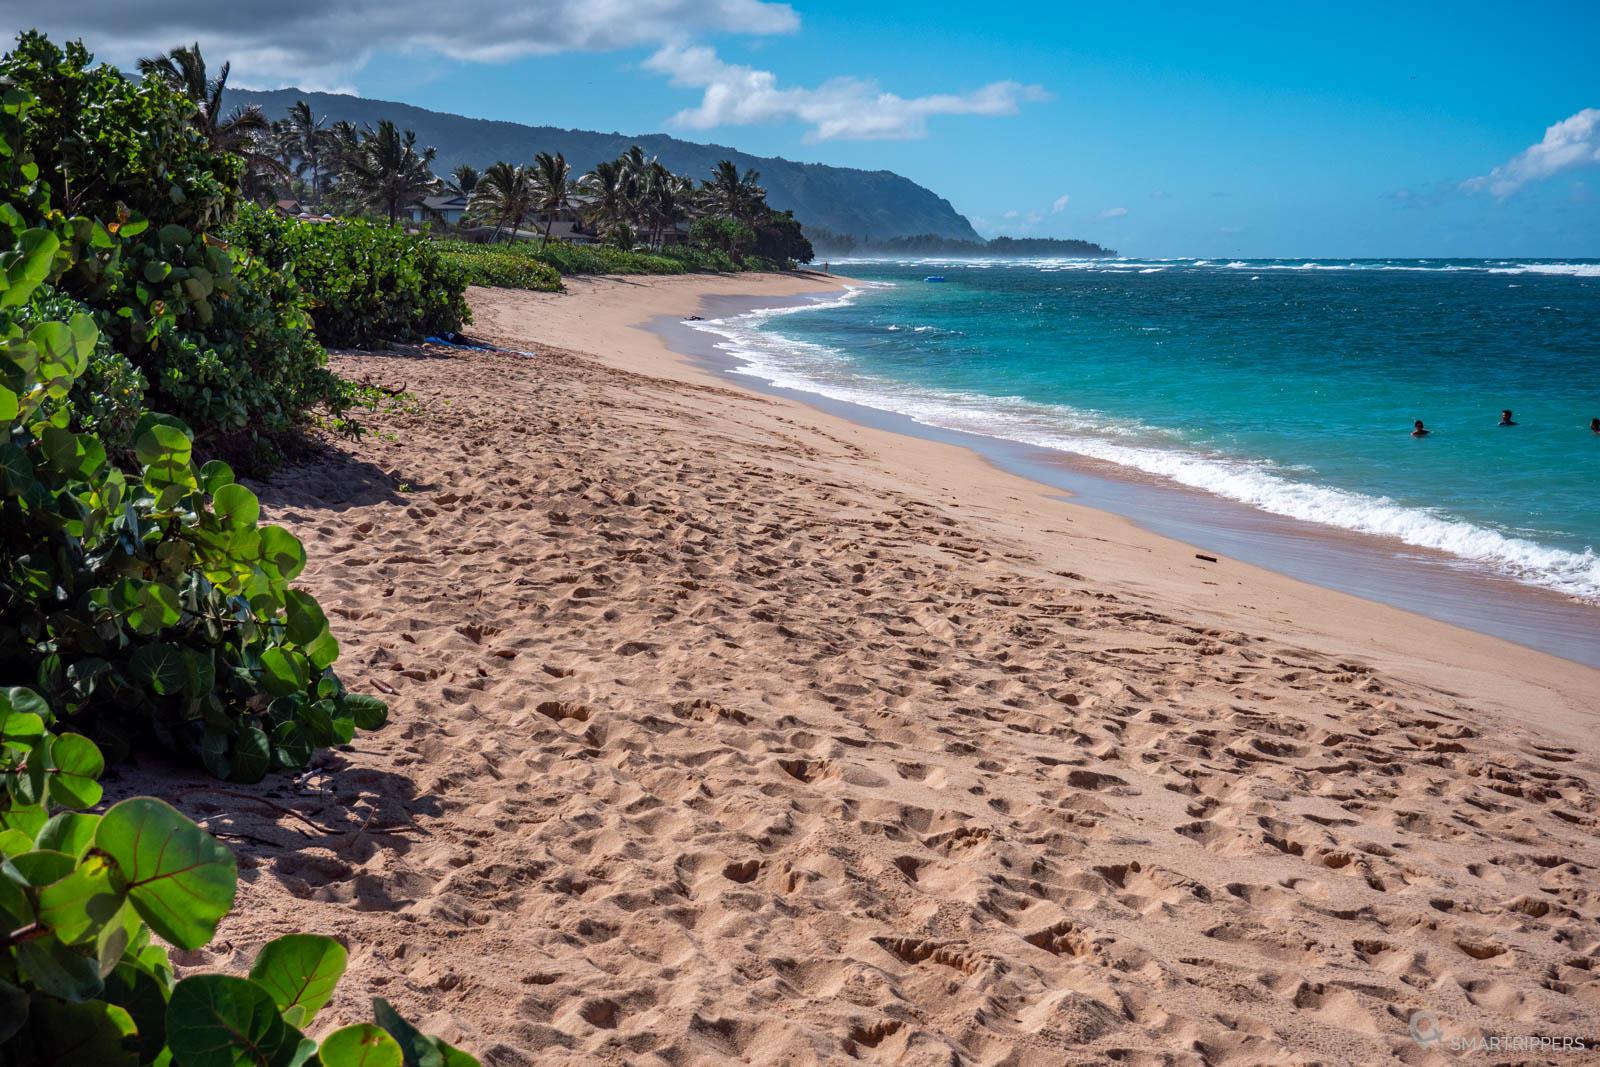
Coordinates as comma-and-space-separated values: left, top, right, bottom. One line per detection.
228, 86, 986, 242
0, 33, 474, 1063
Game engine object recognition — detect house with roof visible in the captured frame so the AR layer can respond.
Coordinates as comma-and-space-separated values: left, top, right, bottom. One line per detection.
403, 193, 472, 225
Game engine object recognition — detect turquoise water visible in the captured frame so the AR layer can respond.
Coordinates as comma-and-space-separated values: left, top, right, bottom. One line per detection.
689, 258, 1600, 601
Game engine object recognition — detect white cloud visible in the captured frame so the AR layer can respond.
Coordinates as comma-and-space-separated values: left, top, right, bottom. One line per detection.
1099, 206, 1128, 218
1463, 108, 1600, 199
1051, 194, 1070, 213
644, 43, 1048, 141
20, 0, 799, 87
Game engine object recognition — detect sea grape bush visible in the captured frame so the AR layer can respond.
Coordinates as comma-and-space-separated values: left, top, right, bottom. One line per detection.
0, 85, 383, 779
0, 34, 345, 450
433, 240, 563, 292
18, 287, 147, 456
0, 685, 476, 1066
228, 204, 470, 348
525, 239, 688, 277
1, 81, 473, 1066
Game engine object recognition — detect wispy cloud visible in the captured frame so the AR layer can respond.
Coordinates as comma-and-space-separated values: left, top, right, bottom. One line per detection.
1051, 194, 1071, 213
1099, 206, 1128, 218
1463, 108, 1600, 199
644, 43, 1048, 141
21, 0, 799, 87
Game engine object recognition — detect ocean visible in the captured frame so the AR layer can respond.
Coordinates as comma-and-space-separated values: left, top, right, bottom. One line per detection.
687, 258, 1600, 604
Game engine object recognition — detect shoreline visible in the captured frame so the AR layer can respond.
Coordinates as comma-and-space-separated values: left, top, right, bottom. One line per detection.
651, 285, 1600, 669
467, 273, 1600, 736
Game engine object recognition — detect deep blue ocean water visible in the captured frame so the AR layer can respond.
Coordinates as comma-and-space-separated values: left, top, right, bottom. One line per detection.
689, 258, 1600, 601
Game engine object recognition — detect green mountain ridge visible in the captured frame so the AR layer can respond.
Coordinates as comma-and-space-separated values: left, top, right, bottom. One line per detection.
225, 88, 983, 241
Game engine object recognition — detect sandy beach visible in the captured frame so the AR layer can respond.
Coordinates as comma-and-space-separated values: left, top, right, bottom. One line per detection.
144, 272, 1600, 1065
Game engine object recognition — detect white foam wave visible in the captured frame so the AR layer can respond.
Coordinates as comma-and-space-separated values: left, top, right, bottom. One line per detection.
825, 255, 1600, 277
685, 297, 1600, 602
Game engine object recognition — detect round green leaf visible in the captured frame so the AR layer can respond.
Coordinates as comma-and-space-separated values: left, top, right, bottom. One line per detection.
213, 483, 261, 530
338, 695, 388, 732
166, 975, 304, 1067
13, 993, 138, 1066
95, 798, 237, 950
36, 852, 124, 945
257, 648, 309, 699
47, 732, 105, 808
129, 644, 187, 696
259, 526, 307, 581
249, 934, 347, 1027
231, 726, 271, 785
319, 1024, 403, 1067
35, 812, 100, 857
104, 960, 170, 1062
283, 590, 330, 649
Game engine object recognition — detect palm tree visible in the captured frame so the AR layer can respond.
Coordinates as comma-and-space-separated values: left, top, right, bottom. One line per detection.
448, 164, 480, 199
642, 164, 694, 249
340, 120, 440, 223
468, 161, 536, 240
701, 160, 766, 223
618, 146, 651, 229
579, 159, 633, 245
282, 100, 329, 206
529, 151, 576, 246
137, 43, 282, 184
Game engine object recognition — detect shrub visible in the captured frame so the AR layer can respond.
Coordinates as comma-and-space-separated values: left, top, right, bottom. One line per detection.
1, 71, 476, 1067
1, 35, 344, 449
18, 288, 146, 456
658, 244, 738, 273
690, 217, 756, 265
527, 240, 687, 276
228, 205, 470, 347
0, 688, 476, 1064
754, 210, 813, 266
434, 239, 562, 292
1, 87, 383, 780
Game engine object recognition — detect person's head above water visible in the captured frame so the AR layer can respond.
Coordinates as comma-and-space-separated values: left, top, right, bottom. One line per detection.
1499, 409, 1516, 426
1592, 417, 1600, 433
1412, 419, 1429, 437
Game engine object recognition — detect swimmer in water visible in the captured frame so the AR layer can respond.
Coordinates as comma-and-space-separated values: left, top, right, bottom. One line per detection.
1411, 419, 1430, 437
1592, 417, 1600, 434
1499, 409, 1517, 426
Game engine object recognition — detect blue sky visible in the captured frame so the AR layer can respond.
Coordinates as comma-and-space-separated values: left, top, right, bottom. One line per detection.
30, 1, 1600, 257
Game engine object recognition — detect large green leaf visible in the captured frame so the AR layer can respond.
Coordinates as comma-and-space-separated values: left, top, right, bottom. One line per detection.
213, 483, 261, 530
231, 726, 271, 784
46, 732, 105, 808
338, 695, 389, 732
103, 960, 171, 1062
371, 998, 478, 1067
166, 975, 307, 1067
12, 993, 138, 1066
259, 526, 307, 581
15, 935, 104, 1001
319, 1024, 404, 1067
249, 934, 347, 1027
129, 643, 187, 696
34, 812, 99, 858
257, 648, 310, 699
1, 228, 59, 307
283, 590, 329, 649
36, 851, 124, 945
95, 798, 237, 950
